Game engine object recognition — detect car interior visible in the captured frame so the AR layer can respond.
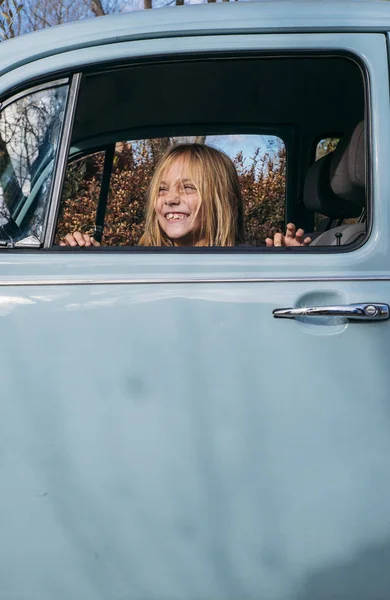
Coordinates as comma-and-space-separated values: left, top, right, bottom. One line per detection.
56, 53, 366, 248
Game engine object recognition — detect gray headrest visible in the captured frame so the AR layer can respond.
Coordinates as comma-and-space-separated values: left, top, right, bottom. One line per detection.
304, 152, 361, 219
330, 121, 365, 207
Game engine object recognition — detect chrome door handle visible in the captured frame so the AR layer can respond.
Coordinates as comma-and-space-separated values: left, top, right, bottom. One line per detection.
273, 303, 390, 321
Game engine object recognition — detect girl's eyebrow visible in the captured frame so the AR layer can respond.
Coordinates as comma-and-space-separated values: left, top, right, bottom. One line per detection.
169, 178, 194, 184
159, 177, 194, 185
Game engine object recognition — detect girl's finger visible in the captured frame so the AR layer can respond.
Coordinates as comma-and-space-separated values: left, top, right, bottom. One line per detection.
91, 237, 101, 247
273, 233, 284, 247
285, 223, 296, 238
265, 238, 274, 247
73, 231, 86, 247
64, 233, 77, 247
83, 234, 92, 247
296, 229, 309, 245
303, 237, 312, 246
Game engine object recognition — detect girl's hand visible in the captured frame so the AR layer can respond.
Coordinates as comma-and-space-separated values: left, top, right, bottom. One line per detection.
59, 231, 101, 247
265, 223, 312, 247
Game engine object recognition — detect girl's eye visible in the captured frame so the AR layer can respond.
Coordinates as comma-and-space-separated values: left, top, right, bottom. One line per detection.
158, 186, 168, 195
184, 184, 196, 192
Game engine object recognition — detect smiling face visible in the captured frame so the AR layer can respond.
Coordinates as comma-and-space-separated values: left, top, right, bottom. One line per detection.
139, 143, 245, 248
155, 157, 203, 246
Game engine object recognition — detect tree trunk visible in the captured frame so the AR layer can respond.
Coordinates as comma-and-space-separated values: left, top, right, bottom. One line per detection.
194, 135, 206, 144
144, 0, 152, 8
0, 135, 23, 210
149, 137, 170, 162
90, 0, 105, 16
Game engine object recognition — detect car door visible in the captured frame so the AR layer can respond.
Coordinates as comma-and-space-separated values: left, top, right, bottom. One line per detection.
0, 29, 390, 600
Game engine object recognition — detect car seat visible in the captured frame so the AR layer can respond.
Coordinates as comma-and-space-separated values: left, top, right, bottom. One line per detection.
304, 121, 366, 246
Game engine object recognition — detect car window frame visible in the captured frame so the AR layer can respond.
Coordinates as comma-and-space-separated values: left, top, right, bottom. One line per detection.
43, 73, 82, 248
0, 77, 72, 248
0, 47, 370, 254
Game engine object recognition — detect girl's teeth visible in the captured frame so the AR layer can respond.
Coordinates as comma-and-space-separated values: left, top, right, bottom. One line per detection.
167, 213, 186, 220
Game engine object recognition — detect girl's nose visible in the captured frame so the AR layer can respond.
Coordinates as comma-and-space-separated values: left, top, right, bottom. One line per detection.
165, 191, 180, 205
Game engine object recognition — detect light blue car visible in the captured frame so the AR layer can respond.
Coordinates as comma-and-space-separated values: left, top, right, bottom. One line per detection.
0, 1, 389, 598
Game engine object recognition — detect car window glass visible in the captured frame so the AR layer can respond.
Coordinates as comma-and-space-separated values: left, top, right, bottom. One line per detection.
56, 55, 366, 249
55, 150, 104, 245
315, 137, 340, 161
0, 83, 68, 246
55, 134, 286, 247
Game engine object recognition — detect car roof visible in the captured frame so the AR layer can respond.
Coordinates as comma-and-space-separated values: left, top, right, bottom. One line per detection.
0, 0, 389, 77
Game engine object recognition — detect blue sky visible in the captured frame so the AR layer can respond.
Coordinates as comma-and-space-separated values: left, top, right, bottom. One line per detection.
131, 133, 284, 175
206, 133, 284, 170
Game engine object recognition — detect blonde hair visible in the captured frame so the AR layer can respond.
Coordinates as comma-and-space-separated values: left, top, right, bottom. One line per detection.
138, 144, 245, 246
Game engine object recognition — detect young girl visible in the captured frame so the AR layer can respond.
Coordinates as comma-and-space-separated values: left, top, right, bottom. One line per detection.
59, 143, 310, 248
60, 143, 246, 248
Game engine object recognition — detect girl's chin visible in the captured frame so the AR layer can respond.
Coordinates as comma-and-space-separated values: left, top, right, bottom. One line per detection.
163, 229, 195, 246
162, 227, 192, 239
158, 221, 202, 245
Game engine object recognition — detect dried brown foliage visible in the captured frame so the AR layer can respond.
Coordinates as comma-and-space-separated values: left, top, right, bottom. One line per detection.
236, 147, 285, 246
55, 140, 286, 247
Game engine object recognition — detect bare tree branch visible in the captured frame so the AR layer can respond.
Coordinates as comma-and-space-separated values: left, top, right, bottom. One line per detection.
0, 135, 23, 207
0, 0, 23, 39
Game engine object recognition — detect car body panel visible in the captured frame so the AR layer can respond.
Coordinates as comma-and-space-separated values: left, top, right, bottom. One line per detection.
0, 31, 382, 98
0, 1, 390, 81
0, 8, 390, 600
1, 279, 390, 600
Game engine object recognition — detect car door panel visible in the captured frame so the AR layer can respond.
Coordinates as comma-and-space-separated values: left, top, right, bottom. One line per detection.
1, 278, 390, 599
0, 28, 389, 600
